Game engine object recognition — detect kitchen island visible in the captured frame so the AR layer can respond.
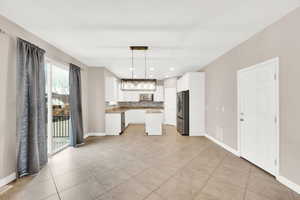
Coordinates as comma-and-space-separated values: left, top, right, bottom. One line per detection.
145, 109, 163, 135
105, 107, 163, 135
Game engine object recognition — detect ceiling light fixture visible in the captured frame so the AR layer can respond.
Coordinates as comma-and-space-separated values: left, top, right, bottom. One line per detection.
122, 46, 156, 91
170, 67, 174, 71
131, 49, 134, 79
144, 48, 147, 79
150, 67, 154, 71
130, 46, 150, 79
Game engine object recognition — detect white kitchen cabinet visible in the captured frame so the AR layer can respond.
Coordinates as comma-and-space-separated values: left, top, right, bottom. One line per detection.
154, 85, 164, 101
177, 75, 189, 92
118, 84, 164, 102
177, 78, 182, 92
118, 83, 124, 101
128, 92, 139, 102
125, 109, 145, 124
146, 112, 163, 135
119, 91, 139, 102
118, 84, 166, 102
164, 88, 177, 125
105, 113, 121, 135
105, 76, 118, 102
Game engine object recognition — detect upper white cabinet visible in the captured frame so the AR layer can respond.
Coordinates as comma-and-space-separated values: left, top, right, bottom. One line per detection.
164, 87, 177, 125
118, 83, 124, 101
118, 84, 164, 102
105, 76, 119, 102
119, 90, 139, 102
177, 75, 189, 92
154, 85, 164, 102
124, 91, 139, 102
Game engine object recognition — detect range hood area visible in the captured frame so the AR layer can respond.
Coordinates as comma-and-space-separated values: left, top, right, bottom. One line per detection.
121, 79, 157, 91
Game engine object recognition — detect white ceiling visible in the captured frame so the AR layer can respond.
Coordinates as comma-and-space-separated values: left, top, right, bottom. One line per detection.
0, 0, 299, 79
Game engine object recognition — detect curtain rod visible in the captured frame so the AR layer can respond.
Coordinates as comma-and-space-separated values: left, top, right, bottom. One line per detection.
0, 27, 86, 69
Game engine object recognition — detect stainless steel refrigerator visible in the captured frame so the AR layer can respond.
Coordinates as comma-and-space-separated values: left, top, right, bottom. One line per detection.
177, 90, 189, 136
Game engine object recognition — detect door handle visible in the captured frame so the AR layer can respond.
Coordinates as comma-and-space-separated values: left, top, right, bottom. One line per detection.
240, 118, 244, 122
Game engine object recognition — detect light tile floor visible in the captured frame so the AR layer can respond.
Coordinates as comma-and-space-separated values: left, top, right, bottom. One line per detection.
1, 125, 299, 200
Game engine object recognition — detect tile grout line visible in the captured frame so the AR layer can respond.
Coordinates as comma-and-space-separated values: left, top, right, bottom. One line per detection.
242, 165, 253, 200
92, 156, 155, 199
50, 128, 214, 200
55, 129, 216, 200
141, 142, 215, 200
48, 165, 62, 200
71, 131, 164, 199
8, 126, 285, 200
191, 151, 230, 200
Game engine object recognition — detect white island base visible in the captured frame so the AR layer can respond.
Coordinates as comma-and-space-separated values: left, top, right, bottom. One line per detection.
145, 111, 163, 136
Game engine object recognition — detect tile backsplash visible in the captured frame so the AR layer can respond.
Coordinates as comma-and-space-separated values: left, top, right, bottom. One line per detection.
106, 101, 164, 109
119, 101, 164, 108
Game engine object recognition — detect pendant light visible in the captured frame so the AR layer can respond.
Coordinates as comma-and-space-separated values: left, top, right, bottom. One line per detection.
144, 49, 147, 79
131, 48, 134, 79
121, 46, 156, 91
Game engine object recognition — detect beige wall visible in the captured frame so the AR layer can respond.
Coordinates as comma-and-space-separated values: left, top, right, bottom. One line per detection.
86, 67, 120, 134
86, 67, 106, 133
81, 69, 89, 135
0, 33, 16, 182
201, 7, 300, 185
0, 15, 88, 182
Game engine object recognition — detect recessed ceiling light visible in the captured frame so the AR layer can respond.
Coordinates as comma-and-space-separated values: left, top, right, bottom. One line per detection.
165, 75, 169, 78
150, 67, 154, 71
149, 75, 153, 78
169, 67, 174, 71
130, 67, 134, 71
134, 75, 137, 78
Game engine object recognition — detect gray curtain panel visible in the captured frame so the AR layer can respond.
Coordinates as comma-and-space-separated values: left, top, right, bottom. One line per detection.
69, 64, 84, 147
16, 38, 47, 177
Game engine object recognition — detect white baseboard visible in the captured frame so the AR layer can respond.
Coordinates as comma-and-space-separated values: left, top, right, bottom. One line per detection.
189, 131, 206, 136
84, 132, 106, 138
105, 132, 120, 136
205, 134, 240, 156
205, 135, 300, 195
0, 173, 16, 188
277, 176, 300, 194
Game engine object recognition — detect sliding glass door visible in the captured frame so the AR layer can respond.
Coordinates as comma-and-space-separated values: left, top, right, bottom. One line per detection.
46, 60, 71, 154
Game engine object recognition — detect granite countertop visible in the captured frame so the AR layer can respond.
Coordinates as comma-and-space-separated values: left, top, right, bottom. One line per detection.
105, 108, 128, 113
105, 107, 163, 113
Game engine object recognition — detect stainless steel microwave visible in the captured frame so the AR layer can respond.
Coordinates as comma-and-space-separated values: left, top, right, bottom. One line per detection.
139, 93, 154, 102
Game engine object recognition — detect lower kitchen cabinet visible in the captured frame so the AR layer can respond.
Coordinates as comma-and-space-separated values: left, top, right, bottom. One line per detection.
125, 109, 145, 124
145, 112, 163, 135
105, 113, 121, 135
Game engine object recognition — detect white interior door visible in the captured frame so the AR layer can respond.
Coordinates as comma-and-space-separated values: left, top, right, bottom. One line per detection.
164, 88, 177, 125
238, 58, 278, 176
